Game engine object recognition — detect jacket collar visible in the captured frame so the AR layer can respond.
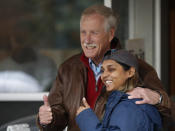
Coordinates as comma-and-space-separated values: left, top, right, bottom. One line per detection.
106, 91, 128, 108
80, 53, 90, 68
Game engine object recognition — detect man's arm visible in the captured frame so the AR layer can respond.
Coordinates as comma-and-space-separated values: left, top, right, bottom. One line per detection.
127, 59, 171, 117
37, 67, 68, 131
128, 87, 163, 105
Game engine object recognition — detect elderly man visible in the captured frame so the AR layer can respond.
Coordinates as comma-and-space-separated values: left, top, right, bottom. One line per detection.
37, 4, 171, 131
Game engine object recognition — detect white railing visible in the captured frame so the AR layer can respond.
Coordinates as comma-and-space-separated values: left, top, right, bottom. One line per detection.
0, 92, 48, 101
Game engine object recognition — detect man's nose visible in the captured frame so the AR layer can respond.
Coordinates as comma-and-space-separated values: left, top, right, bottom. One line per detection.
84, 34, 91, 43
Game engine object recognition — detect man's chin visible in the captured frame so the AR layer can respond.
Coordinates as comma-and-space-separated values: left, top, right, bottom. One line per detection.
84, 53, 96, 59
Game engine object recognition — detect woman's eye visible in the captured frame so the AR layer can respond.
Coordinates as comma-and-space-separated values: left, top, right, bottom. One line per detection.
108, 68, 116, 72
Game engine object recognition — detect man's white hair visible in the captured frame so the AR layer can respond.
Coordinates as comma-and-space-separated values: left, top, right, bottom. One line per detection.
80, 4, 119, 32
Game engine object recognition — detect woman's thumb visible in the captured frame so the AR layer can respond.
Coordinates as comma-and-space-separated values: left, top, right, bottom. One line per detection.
82, 97, 89, 108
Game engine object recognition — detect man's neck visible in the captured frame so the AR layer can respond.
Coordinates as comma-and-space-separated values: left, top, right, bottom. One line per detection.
91, 52, 106, 65
91, 57, 102, 66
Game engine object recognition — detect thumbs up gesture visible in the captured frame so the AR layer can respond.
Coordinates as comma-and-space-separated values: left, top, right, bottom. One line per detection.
43, 95, 50, 106
76, 97, 90, 116
39, 95, 53, 125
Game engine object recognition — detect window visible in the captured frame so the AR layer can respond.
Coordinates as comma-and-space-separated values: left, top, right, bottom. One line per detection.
0, 0, 102, 97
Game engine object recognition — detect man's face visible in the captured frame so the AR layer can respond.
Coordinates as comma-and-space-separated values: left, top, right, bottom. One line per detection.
80, 14, 114, 63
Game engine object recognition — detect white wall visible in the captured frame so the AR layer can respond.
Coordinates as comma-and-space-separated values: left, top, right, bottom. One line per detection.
129, 0, 161, 78
129, 0, 154, 65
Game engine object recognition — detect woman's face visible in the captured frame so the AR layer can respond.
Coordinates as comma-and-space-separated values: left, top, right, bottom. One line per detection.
101, 60, 132, 92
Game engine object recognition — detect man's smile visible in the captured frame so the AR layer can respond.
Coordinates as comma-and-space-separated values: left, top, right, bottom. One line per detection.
83, 43, 97, 49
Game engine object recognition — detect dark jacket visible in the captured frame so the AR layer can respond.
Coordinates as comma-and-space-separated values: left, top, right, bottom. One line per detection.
76, 91, 162, 131
37, 38, 171, 131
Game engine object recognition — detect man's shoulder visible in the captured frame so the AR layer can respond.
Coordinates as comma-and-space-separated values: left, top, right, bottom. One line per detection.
61, 53, 82, 65
58, 52, 86, 73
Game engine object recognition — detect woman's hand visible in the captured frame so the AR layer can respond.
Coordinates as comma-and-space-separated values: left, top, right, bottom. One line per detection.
76, 97, 90, 116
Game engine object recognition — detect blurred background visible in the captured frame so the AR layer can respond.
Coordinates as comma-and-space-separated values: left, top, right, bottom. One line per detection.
0, 0, 174, 130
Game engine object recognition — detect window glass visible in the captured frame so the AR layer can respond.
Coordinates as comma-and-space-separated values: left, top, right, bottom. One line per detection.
0, 0, 103, 93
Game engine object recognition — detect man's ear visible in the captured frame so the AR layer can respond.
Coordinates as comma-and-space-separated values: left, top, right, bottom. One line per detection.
128, 67, 136, 78
109, 28, 115, 42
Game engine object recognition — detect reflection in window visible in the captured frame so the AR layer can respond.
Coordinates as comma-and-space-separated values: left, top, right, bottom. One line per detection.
0, 0, 102, 93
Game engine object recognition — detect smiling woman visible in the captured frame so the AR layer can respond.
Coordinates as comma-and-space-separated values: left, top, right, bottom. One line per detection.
101, 49, 141, 92
76, 49, 162, 131
101, 60, 135, 92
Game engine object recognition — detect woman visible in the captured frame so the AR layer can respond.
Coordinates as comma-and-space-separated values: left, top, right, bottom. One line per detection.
76, 49, 162, 131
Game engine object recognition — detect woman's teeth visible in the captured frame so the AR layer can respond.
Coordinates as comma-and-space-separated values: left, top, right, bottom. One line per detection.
105, 80, 112, 84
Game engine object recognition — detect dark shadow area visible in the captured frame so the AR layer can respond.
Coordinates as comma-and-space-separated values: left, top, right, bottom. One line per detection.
0, 101, 42, 126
